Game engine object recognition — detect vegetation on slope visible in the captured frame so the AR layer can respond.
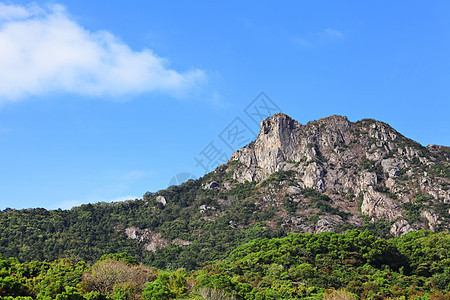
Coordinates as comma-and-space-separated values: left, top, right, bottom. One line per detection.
1, 166, 423, 270
0, 173, 286, 269
1, 230, 449, 299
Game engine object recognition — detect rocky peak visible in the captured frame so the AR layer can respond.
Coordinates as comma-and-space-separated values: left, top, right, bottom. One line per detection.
258, 113, 299, 147
231, 114, 354, 182
227, 113, 449, 236
253, 113, 300, 173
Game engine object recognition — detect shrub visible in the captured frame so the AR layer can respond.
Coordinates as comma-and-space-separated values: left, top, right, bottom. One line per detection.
322, 289, 357, 300
82, 259, 155, 295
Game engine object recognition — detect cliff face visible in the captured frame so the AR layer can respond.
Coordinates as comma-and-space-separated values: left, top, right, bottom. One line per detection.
229, 113, 450, 236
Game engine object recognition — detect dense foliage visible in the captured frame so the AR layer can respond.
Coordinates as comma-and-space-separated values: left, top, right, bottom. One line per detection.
1, 145, 449, 271
1, 230, 449, 299
0, 170, 285, 269
192, 230, 450, 299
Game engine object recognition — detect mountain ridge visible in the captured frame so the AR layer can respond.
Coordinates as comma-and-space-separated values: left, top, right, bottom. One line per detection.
0, 113, 448, 269
227, 113, 449, 236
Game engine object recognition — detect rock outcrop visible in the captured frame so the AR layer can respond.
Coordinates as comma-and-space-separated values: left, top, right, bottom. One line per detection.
125, 226, 191, 252
156, 196, 167, 206
228, 113, 449, 235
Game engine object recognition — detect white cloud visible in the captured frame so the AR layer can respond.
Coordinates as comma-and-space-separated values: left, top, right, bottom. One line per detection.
324, 28, 344, 39
291, 28, 344, 48
0, 3, 205, 103
0, 3, 43, 21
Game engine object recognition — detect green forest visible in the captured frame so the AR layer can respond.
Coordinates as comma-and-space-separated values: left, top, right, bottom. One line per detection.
3, 162, 447, 272
1, 150, 450, 299
1, 230, 449, 299
0, 176, 285, 270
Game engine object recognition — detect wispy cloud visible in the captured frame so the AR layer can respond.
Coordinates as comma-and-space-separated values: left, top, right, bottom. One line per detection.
0, 3, 43, 20
292, 28, 344, 48
323, 28, 344, 40
0, 3, 206, 103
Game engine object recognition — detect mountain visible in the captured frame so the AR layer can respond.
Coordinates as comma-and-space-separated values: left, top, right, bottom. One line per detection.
228, 113, 449, 235
0, 113, 449, 269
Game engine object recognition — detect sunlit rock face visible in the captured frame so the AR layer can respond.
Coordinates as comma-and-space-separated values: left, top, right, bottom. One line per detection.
229, 113, 449, 235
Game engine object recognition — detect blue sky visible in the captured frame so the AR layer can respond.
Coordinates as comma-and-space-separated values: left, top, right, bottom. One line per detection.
1, 1, 449, 210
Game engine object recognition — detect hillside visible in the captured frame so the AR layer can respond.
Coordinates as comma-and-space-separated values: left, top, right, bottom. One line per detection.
0, 113, 449, 269
1, 230, 449, 299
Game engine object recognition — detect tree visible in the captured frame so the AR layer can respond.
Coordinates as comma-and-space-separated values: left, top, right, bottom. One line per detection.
82, 259, 155, 295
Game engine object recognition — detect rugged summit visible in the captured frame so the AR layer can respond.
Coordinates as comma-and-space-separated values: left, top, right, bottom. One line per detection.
228, 113, 449, 235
